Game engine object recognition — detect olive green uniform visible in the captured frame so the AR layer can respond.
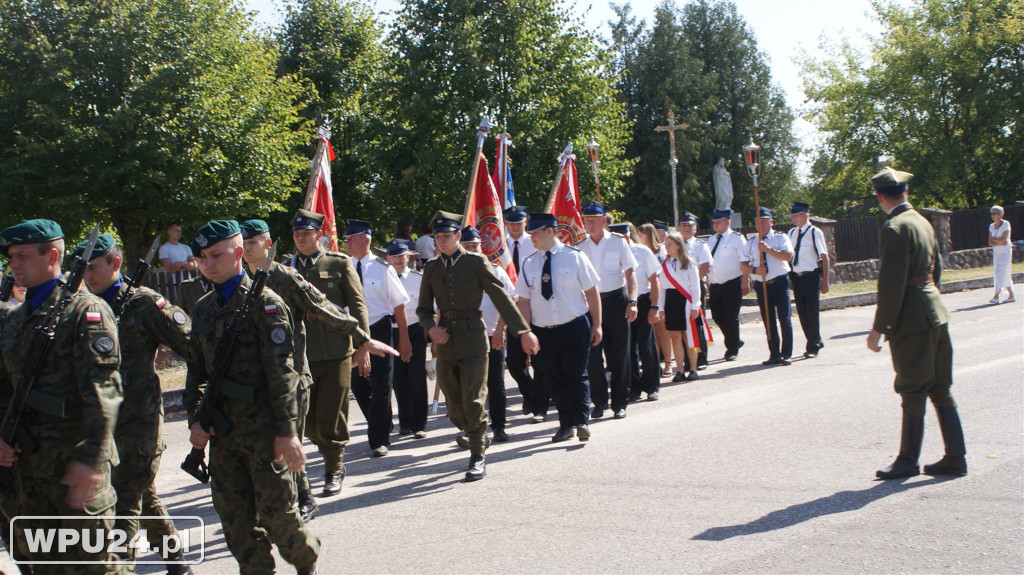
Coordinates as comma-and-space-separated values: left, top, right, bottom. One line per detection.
290, 251, 369, 477
109, 283, 191, 560
260, 261, 370, 492
873, 203, 955, 416
173, 275, 211, 318
184, 274, 318, 572
0, 287, 124, 572
417, 247, 530, 456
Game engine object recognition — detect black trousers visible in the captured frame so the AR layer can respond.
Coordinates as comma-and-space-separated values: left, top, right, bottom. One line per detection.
506, 329, 546, 415
486, 346, 507, 430
791, 270, 824, 354
352, 317, 394, 449
393, 323, 427, 433
533, 316, 592, 428
709, 277, 744, 356
753, 277, 793, 359
630, 293, 660, 395
588, 287, 631, 411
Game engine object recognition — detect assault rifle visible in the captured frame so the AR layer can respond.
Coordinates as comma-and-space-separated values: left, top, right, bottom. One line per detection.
110, 236, 161, 320
181, 243, 276, 483
0, 227, 100, 495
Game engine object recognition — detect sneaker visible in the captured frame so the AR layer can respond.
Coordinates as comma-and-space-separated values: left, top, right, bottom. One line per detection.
1006, 297, 1016, 303
647, 391, 659, 401
990, 298, 1001, 304
531, 414, 545, 423
671, 372, 687, 383
413, 430, 428, 439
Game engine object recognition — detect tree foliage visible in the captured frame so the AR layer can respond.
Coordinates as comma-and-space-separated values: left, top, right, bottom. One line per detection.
0, 0, 308, 259
610, 0, 799, 228
378, 0, 633, 229
802, 0, 1024, 216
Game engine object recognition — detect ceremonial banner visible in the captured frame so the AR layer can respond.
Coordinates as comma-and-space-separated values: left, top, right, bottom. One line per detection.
466, 155, 517, 284
303, 124, 339, 252
548, 149, 586, 246
492, 133, 516, 208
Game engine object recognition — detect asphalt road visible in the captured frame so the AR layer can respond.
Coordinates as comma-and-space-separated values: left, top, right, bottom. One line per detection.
4, 288, 1022, 574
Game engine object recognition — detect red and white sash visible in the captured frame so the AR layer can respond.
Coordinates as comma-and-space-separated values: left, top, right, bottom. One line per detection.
661, 260, 714, 348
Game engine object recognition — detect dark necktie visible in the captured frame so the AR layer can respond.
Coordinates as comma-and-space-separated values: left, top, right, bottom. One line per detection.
541, 251, 553, 300
356, 260, 364, 284
513, 240, 521, 275
793, 228, 808, 267
711, 234, 723, 257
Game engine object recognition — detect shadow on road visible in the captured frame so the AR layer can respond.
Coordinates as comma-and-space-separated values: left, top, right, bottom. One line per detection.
691, 476, 954, 541
951, 303, 998, 313
829, 330, 871, 340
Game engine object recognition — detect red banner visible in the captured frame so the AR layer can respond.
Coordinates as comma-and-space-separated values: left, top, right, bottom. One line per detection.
309, 138, 338, 252
466, 155, 517, 284
550, 157, 586, 246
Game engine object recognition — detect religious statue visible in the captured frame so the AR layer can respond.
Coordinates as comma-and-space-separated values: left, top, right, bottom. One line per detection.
712, 157, 734, 210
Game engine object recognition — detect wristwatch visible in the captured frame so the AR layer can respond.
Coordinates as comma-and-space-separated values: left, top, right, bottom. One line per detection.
628, 299, 638, 305
650, 305, 659, 311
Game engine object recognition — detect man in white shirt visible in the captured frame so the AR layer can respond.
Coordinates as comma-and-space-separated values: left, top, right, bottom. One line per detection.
787, 202, 830, 358
578, 201, 638, 420
386, 239, 429, 440
678, 212, 713, 370
503, 206, 543, 420
707, 209, 749, 361
610, 223, 661, 402
516, 213, 602, 442
740, 207, 795, 366
345, 220, 412, 457
159, 222, 197, 272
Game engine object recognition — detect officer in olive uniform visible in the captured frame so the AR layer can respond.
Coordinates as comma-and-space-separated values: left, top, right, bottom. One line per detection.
0, 219, 124, 571
417, 212, 539, 481
288, 209, 371, 496
74, 234, 194, 573
174, 273, 211, 318
185, 220, 319, 574
241, 219, 395, 521
866, 168, 967, 479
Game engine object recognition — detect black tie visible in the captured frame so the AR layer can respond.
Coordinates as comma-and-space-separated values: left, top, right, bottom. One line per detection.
793, 228, 808, 267
541, 251, 553, 300
711, 234, 723, 257
356, 260, 364, 284
513, 240, 521, 275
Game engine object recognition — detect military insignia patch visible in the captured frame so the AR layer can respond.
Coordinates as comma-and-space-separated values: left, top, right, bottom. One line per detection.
93, 335, 115, 354
156, 297, 167, 308
173, 311, 187, 325
86, 312, 102, 323
271, 327, 287, 344
264, 304, 278, 314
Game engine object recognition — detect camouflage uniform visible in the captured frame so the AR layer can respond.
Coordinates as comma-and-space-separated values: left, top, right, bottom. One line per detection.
108, 283, 191, 560
184, 274, 318, 572
0, 285, 124, 573
173, 274, 211, 318
289, 251, 369, 480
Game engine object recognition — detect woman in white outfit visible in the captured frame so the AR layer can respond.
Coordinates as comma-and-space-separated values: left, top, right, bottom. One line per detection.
988, 205, 1015, 304
658, 232, 701, 382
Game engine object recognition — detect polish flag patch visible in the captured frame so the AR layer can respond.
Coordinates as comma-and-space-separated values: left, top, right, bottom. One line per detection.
86, 312, 102, 323
156, 297, 167, 308
264, 304, 278, 314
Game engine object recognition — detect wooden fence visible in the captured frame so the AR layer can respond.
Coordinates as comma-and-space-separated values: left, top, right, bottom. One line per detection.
144, 270, 195, 303
834, 216, 886, 262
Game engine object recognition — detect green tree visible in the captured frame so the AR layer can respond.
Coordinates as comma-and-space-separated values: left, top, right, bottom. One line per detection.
611, 0, 799, 227
378, 0, 633, 229
802, 0, 1024, 216
0, 0, 308, 259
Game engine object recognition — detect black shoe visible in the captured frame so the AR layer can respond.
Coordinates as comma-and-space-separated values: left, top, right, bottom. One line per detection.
780, 357, 792, 366
762, 357, 783, 366
165, 551, 194, 575
552, 427, 574, 442
576, 425, 591, 441
413, 430, 428, 439
803, 351, 818, 359
671, 372, 687, 383
298, 492, 320, 523
725, 353, 738, 361
522, 404, 532, 416
591, 406, 606, 419
398, 427, 412, 436
465, 455, 486, 481
322, 467, 345, 497
647, 391, 659, 401
686, 371, 699, 381
493, 428, 510, 442
372, 445, 389, 457
876, 456, 920, 479
923, 456, 967, 476
627, 393, 642, 403
613, 408, 627, 419
696, 363, 708, 371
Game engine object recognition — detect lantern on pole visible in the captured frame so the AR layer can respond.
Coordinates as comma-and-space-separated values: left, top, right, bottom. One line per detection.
742, 136, 771, 344
586, 137, 601, 201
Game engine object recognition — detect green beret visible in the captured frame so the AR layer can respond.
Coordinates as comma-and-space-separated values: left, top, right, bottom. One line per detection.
240, 219, 270, 239
291, 209, 325, 231
71, 233, 117, 261
192, 220, 241, 254
0, 219, 63, 255
871, 167, 913, 195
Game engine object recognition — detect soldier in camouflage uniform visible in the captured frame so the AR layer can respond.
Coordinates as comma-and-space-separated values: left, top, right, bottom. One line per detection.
74, 234, 193, 573
0, 219, 124, 573
173, 273, 211, 318
240, 220, 396, 521
184, 220, 319, 574
288, 209, 370, 496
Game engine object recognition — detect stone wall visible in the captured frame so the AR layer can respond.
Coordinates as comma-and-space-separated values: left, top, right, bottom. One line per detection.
831, 244, 1024, 284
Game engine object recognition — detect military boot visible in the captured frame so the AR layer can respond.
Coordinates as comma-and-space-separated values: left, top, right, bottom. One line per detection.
465, 454, 486, 482
923, 407, 967, 476
165, 550, 194, 575
299, 489, 321, 522
876, 411, 923, 479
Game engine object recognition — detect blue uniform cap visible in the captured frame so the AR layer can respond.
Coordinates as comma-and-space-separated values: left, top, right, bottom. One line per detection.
679, 212, 698, 224
712, 209, 731, 220
240, 219, 270, 239
193, 220, 241, 254
652, 220, 669, 231
790, 202, 810, 214
608, 223, 630, 235
384, 239, 416, 256
291, 209, 325, 231
581, 201, 609, 216
526, 213, 557, 233
758, 207, 774, 219
344, 219, 373, 237
460, 226, 481, 243
503, 206, 528, 223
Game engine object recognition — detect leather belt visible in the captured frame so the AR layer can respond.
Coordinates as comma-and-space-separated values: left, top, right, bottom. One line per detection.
794, 268, 821, 277
439, 310, 483, 320
754, 275, 786, 286
906, 274, 933, 287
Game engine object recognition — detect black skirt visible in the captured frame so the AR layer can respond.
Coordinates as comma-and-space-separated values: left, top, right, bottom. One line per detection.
664, 289, 687, 331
